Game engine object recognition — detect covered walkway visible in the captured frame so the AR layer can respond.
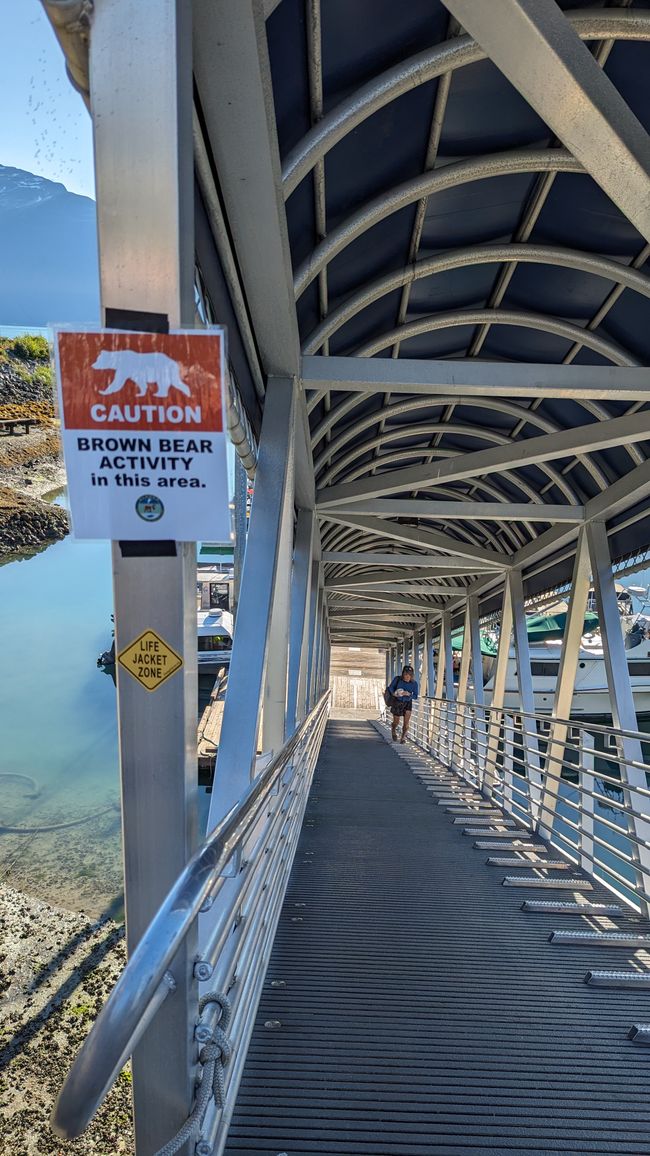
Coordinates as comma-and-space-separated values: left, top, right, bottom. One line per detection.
227, 720, 650, 1156
40, 1, 650, 1153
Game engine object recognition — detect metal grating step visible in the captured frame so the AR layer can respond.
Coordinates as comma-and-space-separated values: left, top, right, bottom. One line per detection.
629, 1024, 650, 1044
487, 857, 568, 868
523, 900, 622, 914
503, 876, 593, 889
451, 811, 507, 821
586, 970, 650, 987
477, 841, 546, 851
445, 802, 496, 811
454, 816, 514, 827
463, 826, 525, 836
551, 930, 650, 947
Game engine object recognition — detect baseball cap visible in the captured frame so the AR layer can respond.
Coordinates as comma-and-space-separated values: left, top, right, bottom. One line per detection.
403, 664, 414, 673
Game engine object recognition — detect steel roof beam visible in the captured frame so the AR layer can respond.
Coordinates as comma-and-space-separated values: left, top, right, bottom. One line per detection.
321, 500, 584, 523
321, 512, 511, 567
303, 242, 650, 354
302, 356, 650, 401
282, 11, 650, 196
193, 0, 299, 379
294, 149, 581, 297
324, 565, 485, 585
440, 0, 650, 243
317, 412, 650, 507
328, 585, 464, 598
321, 551, 500, 569
356, 308, 636, 366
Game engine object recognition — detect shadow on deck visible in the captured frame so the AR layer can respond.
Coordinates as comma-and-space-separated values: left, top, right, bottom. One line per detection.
225, 719, 650, 1155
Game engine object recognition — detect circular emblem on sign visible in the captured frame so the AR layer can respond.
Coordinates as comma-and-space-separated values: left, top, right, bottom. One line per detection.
135, 494, 165, 522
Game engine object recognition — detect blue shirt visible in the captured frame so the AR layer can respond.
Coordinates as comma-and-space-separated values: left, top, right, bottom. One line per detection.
388, 675, 419, 703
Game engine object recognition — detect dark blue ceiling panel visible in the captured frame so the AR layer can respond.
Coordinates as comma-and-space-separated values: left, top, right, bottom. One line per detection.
441, 59, 550, 155
329, 288, 403, 356
502, 261, 617, 321
285, 172, 317, 270
570, 346, 616, 368
320, 0, 449, 109
266, 0, 310, 158
593, 292, 650, 366
480, 323, 575, 364
324, 83, 439, 223
603, 41, 650, 134
296, 280, 320, 346
396, 326, 478, 359
530, 173, 644, 256
407, 262, 501, 313
325, 205, 417, 303
419, 173, 539, 250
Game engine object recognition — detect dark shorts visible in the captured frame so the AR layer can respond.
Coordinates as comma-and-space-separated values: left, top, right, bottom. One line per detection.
390, 698, 412, 718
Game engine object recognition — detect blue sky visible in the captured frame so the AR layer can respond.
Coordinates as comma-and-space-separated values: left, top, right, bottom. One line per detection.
2, 0, 95, 198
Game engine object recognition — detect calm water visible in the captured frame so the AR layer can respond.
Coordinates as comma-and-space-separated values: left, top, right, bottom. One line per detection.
0, 525, 121, 914
0, 519, 213, 916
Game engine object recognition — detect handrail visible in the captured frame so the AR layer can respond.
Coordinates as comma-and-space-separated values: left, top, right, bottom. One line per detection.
51, 691, 330, 1140
422, 692, 650, 748
405, 694, 650, 914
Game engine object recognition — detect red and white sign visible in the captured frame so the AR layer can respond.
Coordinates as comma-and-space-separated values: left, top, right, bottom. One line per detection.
53, 328, 230, 541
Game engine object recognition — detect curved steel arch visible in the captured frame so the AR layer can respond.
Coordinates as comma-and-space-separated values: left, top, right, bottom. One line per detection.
303, 243, 650, 354
321, 438, 578, 506
340, 449, 545, 545
282, 10, 650, 197
312, 394, 608, 490
293, 149, 582, 298
317, 421, 580, 505
355, 307, 640, 365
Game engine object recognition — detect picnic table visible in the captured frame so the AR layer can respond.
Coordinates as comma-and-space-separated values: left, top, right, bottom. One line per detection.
0, 417, 37, 436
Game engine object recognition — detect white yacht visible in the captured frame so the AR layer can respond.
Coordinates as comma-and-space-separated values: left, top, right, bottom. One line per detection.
482, 616, 650, 716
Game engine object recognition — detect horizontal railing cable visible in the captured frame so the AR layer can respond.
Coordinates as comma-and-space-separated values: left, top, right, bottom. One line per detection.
51, 692, 329, 1145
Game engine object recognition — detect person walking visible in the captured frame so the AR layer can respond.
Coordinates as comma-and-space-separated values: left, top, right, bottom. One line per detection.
386, 664, 419, 743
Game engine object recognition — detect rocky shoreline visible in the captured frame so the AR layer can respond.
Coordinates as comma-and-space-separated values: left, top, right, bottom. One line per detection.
0, 337, 69, 559
0, 884, 133, 1154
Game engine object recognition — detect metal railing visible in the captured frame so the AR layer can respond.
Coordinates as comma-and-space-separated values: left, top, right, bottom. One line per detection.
51, 691, 330, 1154
406, 696, 650, 916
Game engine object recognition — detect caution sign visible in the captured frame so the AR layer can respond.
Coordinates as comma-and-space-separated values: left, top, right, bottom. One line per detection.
118, 629, 183, 692
53, 327, 230, 541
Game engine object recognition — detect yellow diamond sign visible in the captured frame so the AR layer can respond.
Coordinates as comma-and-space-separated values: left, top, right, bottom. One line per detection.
117, 629, 183, 692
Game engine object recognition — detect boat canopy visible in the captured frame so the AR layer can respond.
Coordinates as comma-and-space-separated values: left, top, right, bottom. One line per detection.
450, 610, 600, 653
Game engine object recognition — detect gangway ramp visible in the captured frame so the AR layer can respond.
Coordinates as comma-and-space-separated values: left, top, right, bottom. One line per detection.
226, 720, 650, 1155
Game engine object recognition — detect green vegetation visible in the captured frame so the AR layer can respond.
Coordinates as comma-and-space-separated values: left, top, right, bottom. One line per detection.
32, 364, 53, 389
9, 334, 50, 362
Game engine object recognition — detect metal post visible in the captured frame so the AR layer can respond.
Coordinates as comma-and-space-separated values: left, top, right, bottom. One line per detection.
424, 617, 435, 697
454, 600, 473, 774
208, 378, 296, 826
286, 509, 315, 734
484, 582, 513, 797
262, 427, 296, 751
538, 528, 590, 837
232, 454, 248, 619
580, 731, 595, 876
305, 561, 321, 710
89, 1, 197, 1151
442, 611, 454, 700
586, 521, 650, 913
508, 569, 542, 824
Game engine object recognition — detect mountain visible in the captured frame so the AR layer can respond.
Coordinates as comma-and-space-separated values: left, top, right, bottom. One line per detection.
0, 165, 99, 327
